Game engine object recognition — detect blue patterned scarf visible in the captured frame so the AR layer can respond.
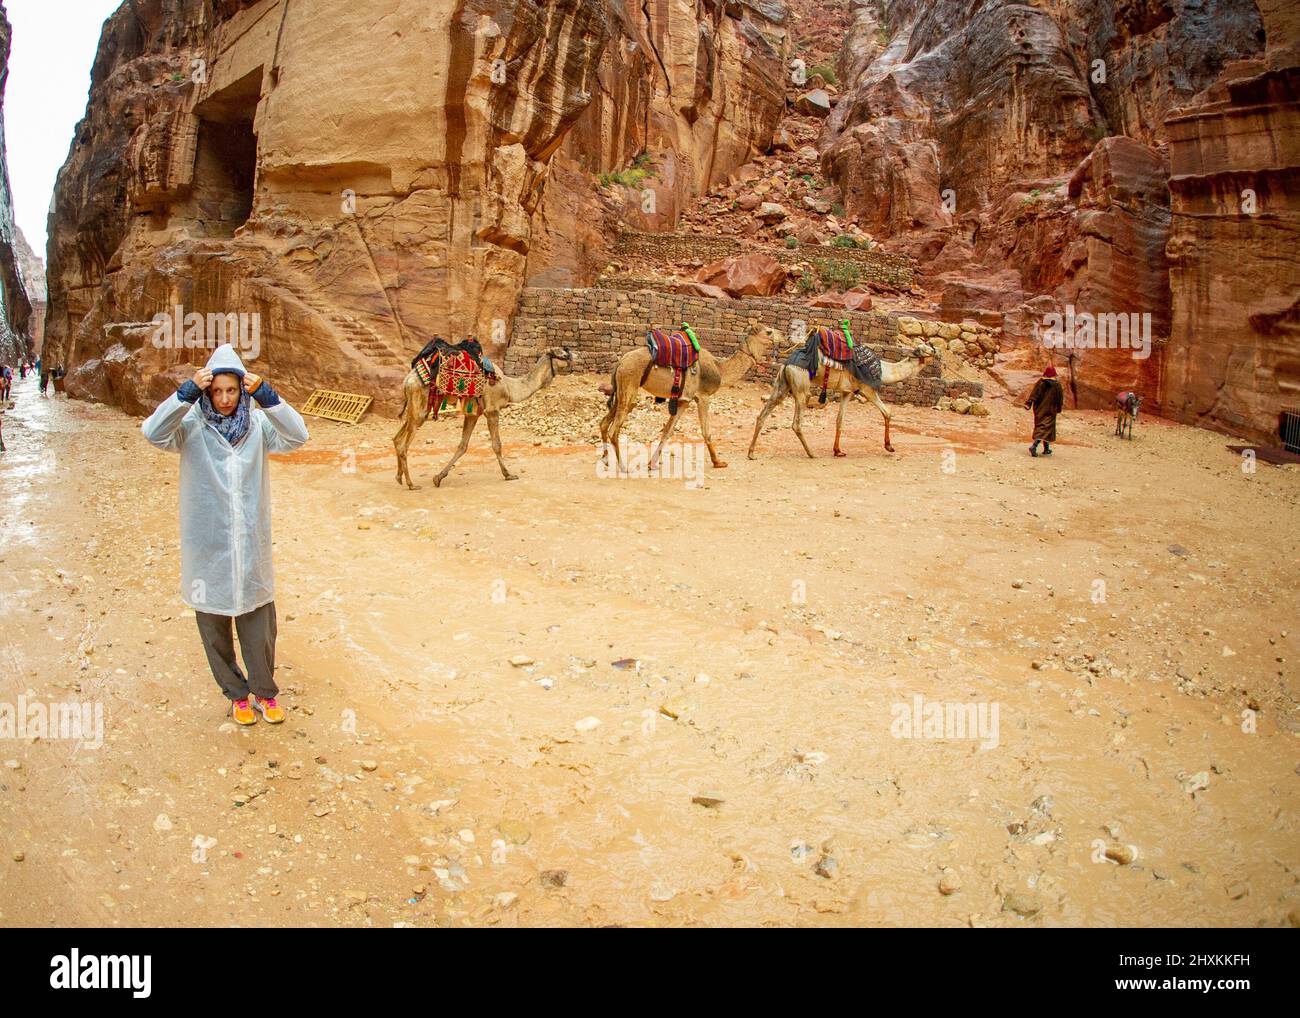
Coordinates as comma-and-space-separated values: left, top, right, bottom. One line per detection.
200, 385, 252, 446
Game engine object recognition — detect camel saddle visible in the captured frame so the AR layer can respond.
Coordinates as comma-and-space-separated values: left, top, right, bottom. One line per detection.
414, 337, 497, 417
815, 322, 882, 397
642, 326, 701, 416
815, 325, 854, 364
646, 329, 699, 369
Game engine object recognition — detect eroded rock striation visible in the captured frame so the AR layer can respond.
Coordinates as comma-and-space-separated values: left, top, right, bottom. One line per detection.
45, 0, 787, 414
0, 1, 32, 366
820, 0, 1297, 439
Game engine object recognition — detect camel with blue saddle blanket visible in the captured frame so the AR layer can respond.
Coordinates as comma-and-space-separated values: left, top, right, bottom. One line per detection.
598, 319, 788, 473
748, 324, 939, 459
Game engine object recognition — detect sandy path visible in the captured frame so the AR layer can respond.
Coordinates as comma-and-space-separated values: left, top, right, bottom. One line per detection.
1, 372, 1296, 927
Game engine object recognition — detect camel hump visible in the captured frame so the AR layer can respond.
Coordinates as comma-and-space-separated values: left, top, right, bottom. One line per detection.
647, 329, 699, 369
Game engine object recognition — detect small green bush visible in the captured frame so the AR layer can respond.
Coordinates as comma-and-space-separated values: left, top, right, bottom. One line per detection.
785, 236, 799, 249
596, 153, 658, 190
815, 259, 862, 290
810, 65, 838, 86
831, 234, 858, 248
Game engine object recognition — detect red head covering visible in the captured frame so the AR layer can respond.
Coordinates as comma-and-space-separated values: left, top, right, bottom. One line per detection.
1043, 364, 1058, 377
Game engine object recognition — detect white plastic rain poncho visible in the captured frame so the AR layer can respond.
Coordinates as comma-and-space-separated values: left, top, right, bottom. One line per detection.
141, 344, 309, 616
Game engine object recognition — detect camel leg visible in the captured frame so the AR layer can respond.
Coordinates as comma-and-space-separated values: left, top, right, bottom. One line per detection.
606, 393, 636, 475
486, 412, 518, 481
393, 390, 428, 490
833, 393, 849, 457
433, 413, 479, 488
649, 404, 684, 473
599, 403, 616, 470
748, 369, 790, 460
791, 390, 816, 459
866, 387, 895, 452
697, 395, 726, 469
393, 418, 411, 486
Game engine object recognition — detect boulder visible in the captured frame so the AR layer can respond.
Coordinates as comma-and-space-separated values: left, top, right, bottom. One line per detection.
673, 281, 731, 301
794, 89, 832, 117
771, 125, 796, 152
695, 253, 787, 297
792, 221, 824, 245
756, 202, 788, 223
843, 285, 873, 311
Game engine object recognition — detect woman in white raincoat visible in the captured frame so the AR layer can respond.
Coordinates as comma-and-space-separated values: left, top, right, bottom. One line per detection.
142, 343, 309, 726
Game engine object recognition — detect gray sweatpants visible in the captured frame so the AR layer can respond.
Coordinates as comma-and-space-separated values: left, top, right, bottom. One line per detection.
195, 601, 278, 701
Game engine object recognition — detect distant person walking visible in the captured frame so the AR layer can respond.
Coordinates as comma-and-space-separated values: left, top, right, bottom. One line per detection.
142, 344, 309, 726
1025, 364, 1064, 457
1, 364, 11, 403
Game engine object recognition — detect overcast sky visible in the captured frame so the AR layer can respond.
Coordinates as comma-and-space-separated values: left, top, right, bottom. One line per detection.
5, 0, 124, 259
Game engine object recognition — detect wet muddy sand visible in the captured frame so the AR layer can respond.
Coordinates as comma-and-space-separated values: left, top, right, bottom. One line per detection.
1, 373, 1297, 927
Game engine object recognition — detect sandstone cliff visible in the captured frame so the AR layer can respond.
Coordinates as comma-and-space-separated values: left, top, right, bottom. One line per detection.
0, 1, 32, 367
44, 0, 787, 415
13, 225, 45, 355
819, 0, 1296, 436
1162, 1, 1300, 443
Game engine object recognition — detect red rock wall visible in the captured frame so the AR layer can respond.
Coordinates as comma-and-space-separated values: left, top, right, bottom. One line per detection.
1162, 63, 1300, 443
0, 1, 32, 366
45, 0, 787, 415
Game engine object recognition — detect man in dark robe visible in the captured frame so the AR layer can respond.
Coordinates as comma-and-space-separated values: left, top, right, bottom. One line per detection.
1025, 364, 1064, 457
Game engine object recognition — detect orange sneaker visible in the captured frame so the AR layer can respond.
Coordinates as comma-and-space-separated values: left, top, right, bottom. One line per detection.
231, 698, 257, 725
252, 695, 285, 724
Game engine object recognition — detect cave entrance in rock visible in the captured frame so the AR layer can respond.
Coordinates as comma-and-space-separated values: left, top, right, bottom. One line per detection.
190, 67, 262, 236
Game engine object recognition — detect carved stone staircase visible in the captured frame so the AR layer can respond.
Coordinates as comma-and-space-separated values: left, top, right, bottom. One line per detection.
270, 268, 410, 374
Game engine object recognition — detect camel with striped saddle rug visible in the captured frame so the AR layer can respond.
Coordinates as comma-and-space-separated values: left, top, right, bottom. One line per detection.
749, 331, 939, 459
598, 319, 789, 475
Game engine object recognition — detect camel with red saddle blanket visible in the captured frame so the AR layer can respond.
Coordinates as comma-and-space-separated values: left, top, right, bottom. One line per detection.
598, 320, 786, 473
392, 346, 572, 490
748, 328, 938, 458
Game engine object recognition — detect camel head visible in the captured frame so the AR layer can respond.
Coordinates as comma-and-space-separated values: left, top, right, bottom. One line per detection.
545, 347, 573, 373
740, 319, 789, 361
910, 339, 938, 362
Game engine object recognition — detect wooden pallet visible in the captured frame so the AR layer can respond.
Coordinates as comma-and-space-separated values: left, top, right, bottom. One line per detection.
300, 389, 373, 424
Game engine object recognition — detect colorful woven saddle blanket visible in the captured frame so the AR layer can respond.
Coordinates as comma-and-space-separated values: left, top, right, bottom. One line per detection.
413, 338, 498, 416
816, 325, 854, 364
817, 325, 883, 390
646, 329, 699, 369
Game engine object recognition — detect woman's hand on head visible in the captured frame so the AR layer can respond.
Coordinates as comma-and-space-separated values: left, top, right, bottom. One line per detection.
193, 368, 213, 390
243, 372, 263, 394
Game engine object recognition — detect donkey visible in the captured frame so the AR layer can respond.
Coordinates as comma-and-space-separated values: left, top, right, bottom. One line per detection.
1114, 391, 1141, 440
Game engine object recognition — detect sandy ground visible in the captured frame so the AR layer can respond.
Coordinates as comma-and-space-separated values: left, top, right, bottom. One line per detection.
1, 370, 1297, 928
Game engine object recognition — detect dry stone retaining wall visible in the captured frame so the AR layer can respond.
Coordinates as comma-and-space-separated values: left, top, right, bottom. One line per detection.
507, 288, 982, 406
612, 230, 914, 287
